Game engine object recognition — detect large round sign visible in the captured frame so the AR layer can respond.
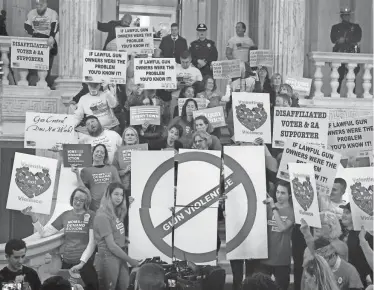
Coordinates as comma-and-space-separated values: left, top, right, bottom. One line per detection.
140, 151, 257, 263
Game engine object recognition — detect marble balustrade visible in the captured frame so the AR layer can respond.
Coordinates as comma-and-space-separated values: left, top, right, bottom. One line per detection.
309, 51, 373, 99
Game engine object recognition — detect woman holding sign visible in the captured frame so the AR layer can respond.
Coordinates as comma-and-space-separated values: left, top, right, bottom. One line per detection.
74, 144, 121, 212
193, 115, 222, 150
172, 86, 196, 118
21, 187, 99, 290
93, 182, 139, 290
197, 76, 224, 109
169, 98, 198, 147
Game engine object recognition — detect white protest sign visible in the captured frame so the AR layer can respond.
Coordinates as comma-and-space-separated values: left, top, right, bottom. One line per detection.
6, 153, 58, 215
284, 77, 312, 97
272, 107, 329, 149
339, 167, 373, 230
224, 146, 268, 259
232, 92, 272, 144
134, 58, 177, 90
24, 112, 77, 150
329, 108, 373, 121
211, 60, 241, 79
116, 27, 154, 54
11, 38, 49, 70
193, 106, 226, 128
82, 49, 127, 84
328, 116, 373, 155
289, 163, 322, 228
178, 98, 208, 116
130, 106, 161, 125
249, 50, 274, 67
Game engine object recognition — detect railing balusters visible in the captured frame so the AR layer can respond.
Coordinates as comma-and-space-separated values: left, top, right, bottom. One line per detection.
313, 61, 324, 98
362, 64, 373, 99
0, 47, 10, 85
346, 63, 357, 98
330, 62, 340, 98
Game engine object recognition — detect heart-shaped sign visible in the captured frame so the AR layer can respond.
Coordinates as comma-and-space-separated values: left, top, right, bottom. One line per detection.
291, 176, 314, 211
235, 103, 267, 131
350, 182, 373, 216
15, 167, 52, 198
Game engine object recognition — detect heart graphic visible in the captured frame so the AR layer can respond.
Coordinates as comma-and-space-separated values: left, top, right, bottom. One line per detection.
235, 103, 267, 131
291, 176, 314, 211
350, 182, 373, 216
15, 167, 52, 198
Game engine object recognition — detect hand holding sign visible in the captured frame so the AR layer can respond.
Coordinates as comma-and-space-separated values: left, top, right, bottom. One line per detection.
21, 206, 38, 223
299, 218, 310, 235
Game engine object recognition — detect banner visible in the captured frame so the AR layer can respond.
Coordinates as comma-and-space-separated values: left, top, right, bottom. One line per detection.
6, 153, 58, 215
249, 50, 274, 67
232, 92, 272, 144
284, 77, 312, 97
116, 27, 154, 54
130, 106, 161, 125
338, 167, 373, 230
118, 143, 148, 169
211, 60, 241, 79
272, 107, 329, 149
178, 98, 208, 116
224, 146, 268, 259
329, 108, 373, 121
134, 58, 177, 89
277, 140, 341, 196
193, 106, 226, 128
62, 144, 92, 168
11, 38, 49, 70
82, 49, 127, 84
328, 116, 373, 155
24, 112, 77, 150
289, 163, 322, 228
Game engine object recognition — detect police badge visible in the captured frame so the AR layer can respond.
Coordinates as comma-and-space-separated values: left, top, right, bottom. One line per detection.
207, 43, 211, 48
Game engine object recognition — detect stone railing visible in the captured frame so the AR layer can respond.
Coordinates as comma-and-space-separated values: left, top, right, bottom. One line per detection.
0, 36, 49, 88
309, 51, 373, 99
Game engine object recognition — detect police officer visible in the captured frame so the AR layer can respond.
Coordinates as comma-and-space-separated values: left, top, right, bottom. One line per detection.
330, 7, 362, 93
189, 23, 218, 77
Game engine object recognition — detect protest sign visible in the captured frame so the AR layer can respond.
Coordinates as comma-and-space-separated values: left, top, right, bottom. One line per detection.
224, 146, 268, 259
277, 140, 341, 196
232, 92, 272, 144
118, 143, 148, 169
249, 50, 274, 67
211, 60, 241, 79
272, 107, 329, 149
11, 38, 49, 70
62, 144, 92, 168
6, 153, 58, 215
82, 49, 127, 84
284, 77, 312, 97
289, 163, 322, 228
328, 116, 373, 155
130, 106, 161, 125
134, 58, 177, 89
116, 27, 154, 54
329, 108, 373, 121
193, 106, 226, 128
24, 112, 77, 150
178, 98, 208, 116
338, 167, 373, 230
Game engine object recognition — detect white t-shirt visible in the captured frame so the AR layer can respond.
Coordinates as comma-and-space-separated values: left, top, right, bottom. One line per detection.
227, 35, 254, 62
25, 8, 58, 36
79, 129, 122, 164
172, 64, 203, 98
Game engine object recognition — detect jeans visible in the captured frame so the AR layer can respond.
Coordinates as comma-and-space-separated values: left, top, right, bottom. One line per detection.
258, 264, 291, 290
94, 250, 129, 290
62, 256, 99, 290
230, 259, 260, 290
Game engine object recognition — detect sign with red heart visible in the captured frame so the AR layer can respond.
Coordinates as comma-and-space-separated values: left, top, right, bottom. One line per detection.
350, 182, 373, 216
232, 93, 271, 144
7, 153, 58, 215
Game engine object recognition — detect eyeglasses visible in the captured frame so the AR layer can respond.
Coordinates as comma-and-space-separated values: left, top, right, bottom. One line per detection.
194, 138, 206, 144
73, 197, 86, 203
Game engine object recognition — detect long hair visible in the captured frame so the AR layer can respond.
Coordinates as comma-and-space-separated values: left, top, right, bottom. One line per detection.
179, 85, 195, 99
69, 187, 92, 211
181, 98, 198, 118
320, 211, 342, 240
194, 115, 213, 133
202, 75, 217, 92
304, 255, 340, 290
92, 143, 109, 165
99, 182, 129, 222
191, 131, 212, 149
270, 73, 283, 92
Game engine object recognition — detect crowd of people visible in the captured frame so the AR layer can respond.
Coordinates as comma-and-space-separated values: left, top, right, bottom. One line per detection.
0, 1, 372, 290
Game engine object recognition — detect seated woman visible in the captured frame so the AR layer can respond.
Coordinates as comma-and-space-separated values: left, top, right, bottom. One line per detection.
254, 66, 272, 93
149, 124, 184, 152
197, 76, 224, 109
73, 144, 120, 212
21, 188, 98, 290
193, 115, 222, 150
191, 131, 213, 150
169, 98, 198, 148
173, 85, 196, 118
94, 182, 139, 290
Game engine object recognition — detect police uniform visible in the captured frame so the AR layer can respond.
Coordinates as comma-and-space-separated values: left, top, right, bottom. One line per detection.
330, 7, 362, 92
189, 23, 218, 77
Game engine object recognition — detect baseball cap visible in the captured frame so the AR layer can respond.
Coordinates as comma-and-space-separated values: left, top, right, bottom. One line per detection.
196, 23, 207, 31
85, 115, 99, 125
339, 202, 351, 211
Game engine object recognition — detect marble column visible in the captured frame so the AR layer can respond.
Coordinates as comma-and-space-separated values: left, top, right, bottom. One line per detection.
259, 0, 305, 78
55, 0, 100, 104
